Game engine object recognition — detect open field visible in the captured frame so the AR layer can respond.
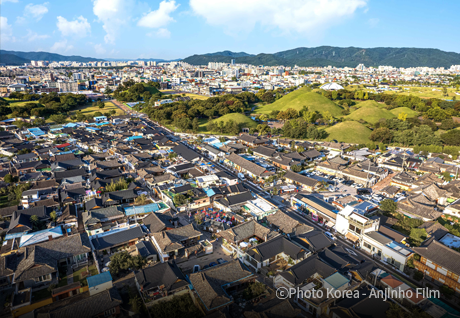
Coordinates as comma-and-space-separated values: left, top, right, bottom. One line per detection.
322, 121, 372, 144
345, 85, 459, 100
5, 99, 40, 107
68, 101, 125, 119
255, 87, 343, 117
346, 104, 396, 124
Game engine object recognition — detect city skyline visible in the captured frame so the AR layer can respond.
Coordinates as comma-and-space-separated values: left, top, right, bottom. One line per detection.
1, 0, 460, 60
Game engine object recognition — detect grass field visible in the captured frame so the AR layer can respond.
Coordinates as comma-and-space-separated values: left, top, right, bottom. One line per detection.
346, 104, 396, 124
322, 121, 372, 144
68, 102, 124, 120
345, 85, 459, 100
390, 107, 419, 118
5, 99, 40, 107
255, 87, 343, 117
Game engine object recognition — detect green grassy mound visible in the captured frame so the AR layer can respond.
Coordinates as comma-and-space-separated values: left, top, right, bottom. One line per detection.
323, 121, 372, 144
255, 87, 343, 117
389, 107, 419, 118
346, 104, 396, 124
201, 113, 258, 131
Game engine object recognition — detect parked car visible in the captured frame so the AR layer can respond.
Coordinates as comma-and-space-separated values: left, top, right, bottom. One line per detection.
209, 262, 218, 267
325, 231, 336, 240
217, 258, 227, 264
202, 265, 210, 270
193, 265, 201, 273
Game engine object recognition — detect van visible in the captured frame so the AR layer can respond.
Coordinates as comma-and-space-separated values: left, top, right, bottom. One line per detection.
238, 173, 246, 181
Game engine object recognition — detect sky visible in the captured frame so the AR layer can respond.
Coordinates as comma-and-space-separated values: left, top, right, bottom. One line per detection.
1, 0, 459, 60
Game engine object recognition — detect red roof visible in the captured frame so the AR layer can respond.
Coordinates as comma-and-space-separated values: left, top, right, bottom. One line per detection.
56, 143, 71, 148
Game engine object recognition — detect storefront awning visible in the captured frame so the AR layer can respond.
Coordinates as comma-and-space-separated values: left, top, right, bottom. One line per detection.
346, 232, 360, 243
325, 221, 335, 228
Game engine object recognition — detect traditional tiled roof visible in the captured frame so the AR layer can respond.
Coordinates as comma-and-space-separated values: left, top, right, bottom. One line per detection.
266, 210, 313, 235
151, 224, 201, 253
413, 237, 460, 276
135, 261, 187, 292
278, 255, 336, 286
247, 235, 306, 262
217, 220, 275, 244
189, 260, 253, 310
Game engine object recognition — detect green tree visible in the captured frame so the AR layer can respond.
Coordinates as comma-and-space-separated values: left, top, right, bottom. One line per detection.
49, 114, 67, 124
4, 174, 12, 183
173, 194, 187, 206
380, 199, 397, 214
30, 214, 39, 225
50, 211, 57, 226
192, 117, 199, 133
370, 127, 393, 143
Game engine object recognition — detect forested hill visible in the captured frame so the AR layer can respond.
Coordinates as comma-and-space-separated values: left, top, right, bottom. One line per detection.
0, 50, 105, 64
182, 46, 460, 68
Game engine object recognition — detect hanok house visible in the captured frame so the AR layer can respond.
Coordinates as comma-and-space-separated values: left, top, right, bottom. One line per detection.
284, 170, 321, 192
90, 225, 147, 256
82, 206, 127, 236
134, 261, 188, 306
151, 224, 203, 262
412, 237, 460, 293
397, 193, 442, 221
101, 189, 139, 206
217, 220, 278, 255
243, 235, 310, 271
224, 153, 274, 183
142, 211, 178, 233
189, 260, 255, 313
0, 233, 91, 291
265, 210, 314, 235
213, 191, 254, 213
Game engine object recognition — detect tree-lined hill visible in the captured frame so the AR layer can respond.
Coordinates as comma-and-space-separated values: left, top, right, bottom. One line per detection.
183, 46, 460, 68
0, 50, 105, 64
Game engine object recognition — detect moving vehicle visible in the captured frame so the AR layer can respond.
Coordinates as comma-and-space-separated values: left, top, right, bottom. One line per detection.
238, 173, 246, 181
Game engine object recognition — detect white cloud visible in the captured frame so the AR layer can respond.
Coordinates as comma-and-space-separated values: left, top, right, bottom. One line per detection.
50, 39, 73, 53
23, 2, 49, 21
93, 0, 135, 44
138, 0, 178, 28
147, 28, 171, 38
0, 17, 15, 44
25, 29, 50, 41
57, 16, 91, 37
367, 18, 379, 28
189, 0, 367, 37
94, 44, 106, 55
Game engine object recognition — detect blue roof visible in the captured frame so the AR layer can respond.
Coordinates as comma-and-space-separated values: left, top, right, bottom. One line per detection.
205, 188, 216, 197
94, 116, 107, 119
87, 272, 112, 288
324, 272, 349, 289
124, 203, 160, 216
27, 127, 45, 136
126, 135, 143, 141
19, 226, 63, 247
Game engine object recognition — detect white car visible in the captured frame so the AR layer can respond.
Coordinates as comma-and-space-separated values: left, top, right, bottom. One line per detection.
324, 231, 336, 240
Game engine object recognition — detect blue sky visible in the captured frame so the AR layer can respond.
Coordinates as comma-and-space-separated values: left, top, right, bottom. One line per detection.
1, 0, 459, 60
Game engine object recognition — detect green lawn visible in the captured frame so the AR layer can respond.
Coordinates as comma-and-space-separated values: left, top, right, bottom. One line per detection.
68, 102, 124, 120
322, 121, 372, 144
6, 100, 40, 107
255, 87, 343, 117
141, 83, 161, 95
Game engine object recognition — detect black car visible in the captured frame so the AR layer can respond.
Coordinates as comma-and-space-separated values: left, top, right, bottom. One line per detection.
357, 188, 372, 195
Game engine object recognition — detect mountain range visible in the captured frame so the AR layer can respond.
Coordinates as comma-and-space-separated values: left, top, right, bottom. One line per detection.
2, 46, 460, 68
0, 50, 106, 65
182, 46, 460, 68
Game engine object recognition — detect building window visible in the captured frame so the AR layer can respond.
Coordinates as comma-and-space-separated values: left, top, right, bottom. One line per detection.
104, 308, 116, 317
36, 274, 51, 282
364, 242, 372, 250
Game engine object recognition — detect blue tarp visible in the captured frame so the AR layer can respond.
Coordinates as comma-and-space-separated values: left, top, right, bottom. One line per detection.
124, 203, 160, 216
